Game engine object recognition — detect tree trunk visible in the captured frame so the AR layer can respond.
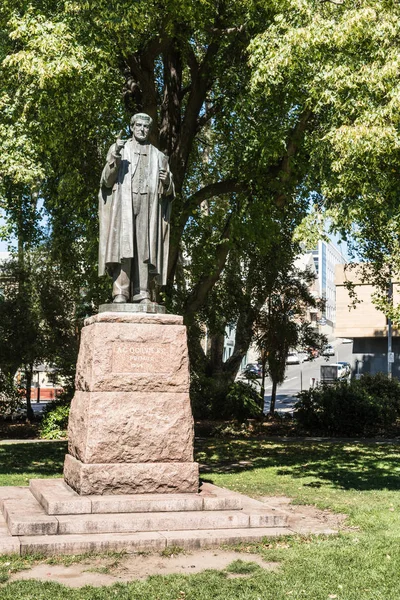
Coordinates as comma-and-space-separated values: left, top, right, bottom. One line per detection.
25, 364, 35, 422
259, 355, 268, 414
269, 379, 278, 416
209, 332, 225, 376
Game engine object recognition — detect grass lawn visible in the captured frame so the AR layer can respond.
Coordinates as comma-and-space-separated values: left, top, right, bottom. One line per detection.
0, 438, 399, 599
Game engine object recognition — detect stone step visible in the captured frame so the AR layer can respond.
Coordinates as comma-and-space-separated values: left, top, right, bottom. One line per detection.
29, 479, 242, 515
0, 482, 289, 548
1, 485, 287, 537
6, 505, 287, 537
18, 527, 292, 556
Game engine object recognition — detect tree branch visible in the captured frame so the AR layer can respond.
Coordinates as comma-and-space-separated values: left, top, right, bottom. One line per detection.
183, 216, 232, 321
124, 32, 171, 141
186, 44, 199, 81
174, 38, 221, 177
271, 109, 313, 207
180, 84, 192, 100
159, 40, 183, 156
207, 25, 246, 36
196, 101, 223, 131
186, 179, 247, 209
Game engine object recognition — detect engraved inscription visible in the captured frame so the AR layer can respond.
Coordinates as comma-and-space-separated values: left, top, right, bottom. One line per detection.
112, 342, 172, 374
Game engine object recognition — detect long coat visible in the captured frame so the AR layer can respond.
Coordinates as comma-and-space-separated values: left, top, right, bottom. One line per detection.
98, 138, 174, 285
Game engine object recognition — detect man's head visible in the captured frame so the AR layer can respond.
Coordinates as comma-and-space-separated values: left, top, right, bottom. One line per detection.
130, 113, 152, 142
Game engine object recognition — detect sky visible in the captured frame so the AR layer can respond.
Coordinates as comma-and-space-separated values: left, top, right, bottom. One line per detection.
0, 214, 11, 252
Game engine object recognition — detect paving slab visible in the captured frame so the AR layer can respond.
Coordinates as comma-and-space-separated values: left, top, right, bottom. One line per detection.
202, 494, 242, 511
0, 483, 341, 556
90, 493, 204, 514
202, 483, 288, 523
247, 510, 287, 528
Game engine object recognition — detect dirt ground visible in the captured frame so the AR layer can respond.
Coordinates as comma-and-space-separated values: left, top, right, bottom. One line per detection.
8, 499, 348, 588
259, 496, 349, 535
9, 550, 279, 588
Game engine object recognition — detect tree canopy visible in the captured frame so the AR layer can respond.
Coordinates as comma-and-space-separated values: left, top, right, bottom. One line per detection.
1, 0, 399, 383
250, 0, 400, 296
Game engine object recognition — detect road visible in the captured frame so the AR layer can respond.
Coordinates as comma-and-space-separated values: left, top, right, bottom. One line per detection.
12, 401, 51, 419
259, 340, 354, 414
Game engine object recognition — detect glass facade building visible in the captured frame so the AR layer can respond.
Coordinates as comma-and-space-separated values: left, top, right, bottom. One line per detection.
312, 241, 346, 326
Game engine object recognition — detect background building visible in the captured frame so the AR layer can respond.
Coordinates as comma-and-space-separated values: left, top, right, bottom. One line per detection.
311, 240, 347, 331
335, 264, 400, 378
293, 252, 321, 329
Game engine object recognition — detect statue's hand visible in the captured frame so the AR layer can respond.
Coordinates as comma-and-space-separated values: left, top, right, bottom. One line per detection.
159, 169, 170, 185
114, 130, 126, 155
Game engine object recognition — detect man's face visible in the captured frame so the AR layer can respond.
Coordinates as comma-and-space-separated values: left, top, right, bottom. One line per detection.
133, 119, 150, 142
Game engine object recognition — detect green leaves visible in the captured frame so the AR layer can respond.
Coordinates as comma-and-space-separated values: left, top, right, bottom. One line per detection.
249, 0, 400, 292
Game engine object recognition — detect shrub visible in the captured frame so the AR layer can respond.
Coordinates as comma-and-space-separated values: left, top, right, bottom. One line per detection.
295, 374, 400, 436
190, 375, 262, 422
190, 374, 227, 419
356, 372, 400, 413
225, 381, 262, 422
0, 372, 22, 419
39, 401, 70, 439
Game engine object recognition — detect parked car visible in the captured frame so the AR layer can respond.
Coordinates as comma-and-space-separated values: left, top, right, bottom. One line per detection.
322, 344, 335, 357
337, 361, 351, 376
320, 363, 350, 382
286, 351, 302, 365
242, 363, 262, 378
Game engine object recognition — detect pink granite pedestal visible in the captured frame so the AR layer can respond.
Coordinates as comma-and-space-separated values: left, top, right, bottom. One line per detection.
63, 311, 199, 495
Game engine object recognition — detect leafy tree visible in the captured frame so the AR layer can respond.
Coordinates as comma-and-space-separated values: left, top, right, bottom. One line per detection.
0, 250, 79, 420
0, 0, 313, 383
1, 0, 398, 397
249, 0, 400, 311
254, 268, 326, 415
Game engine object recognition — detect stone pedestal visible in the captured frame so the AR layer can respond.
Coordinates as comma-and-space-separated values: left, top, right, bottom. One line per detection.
63, 311, 199, 495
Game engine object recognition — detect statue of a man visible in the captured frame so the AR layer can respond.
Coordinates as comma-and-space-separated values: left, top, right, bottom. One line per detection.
98, 113, 175, 303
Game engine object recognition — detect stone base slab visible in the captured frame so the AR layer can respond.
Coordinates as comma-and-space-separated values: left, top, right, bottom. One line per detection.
0, 483, 339, 557
64, 454, 200, 495
99, 303, 166, 314
1, 485, 287, 538
53, 509, 254, 535
30, 479, 242, 515
84, 312, 182, 326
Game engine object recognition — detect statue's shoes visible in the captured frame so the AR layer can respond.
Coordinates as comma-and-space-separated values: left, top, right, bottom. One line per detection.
113, 294, 127, 303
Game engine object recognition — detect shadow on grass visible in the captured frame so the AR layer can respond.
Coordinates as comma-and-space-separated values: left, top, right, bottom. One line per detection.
196, 439, 400, 492
1, 439, 399, 493
0, 441, 67, 478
